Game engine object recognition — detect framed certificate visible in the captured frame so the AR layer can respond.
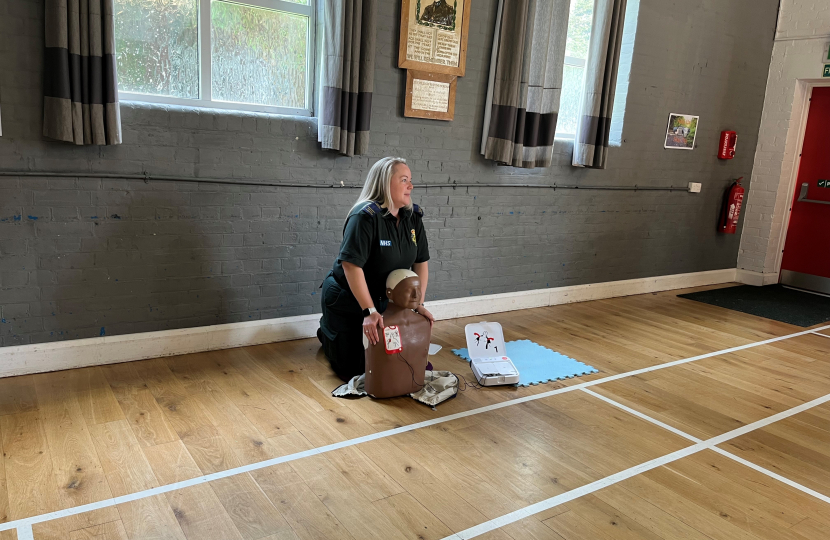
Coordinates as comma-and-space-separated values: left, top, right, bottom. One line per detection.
404, 70, 457, 121
398, 0, 471, 77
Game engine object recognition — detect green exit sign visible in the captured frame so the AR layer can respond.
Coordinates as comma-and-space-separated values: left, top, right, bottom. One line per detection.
824, 64, 830, 77
819, 180, 829, 188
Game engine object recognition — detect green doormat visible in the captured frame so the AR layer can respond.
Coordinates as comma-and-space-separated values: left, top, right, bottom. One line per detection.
678, 284, 830, 327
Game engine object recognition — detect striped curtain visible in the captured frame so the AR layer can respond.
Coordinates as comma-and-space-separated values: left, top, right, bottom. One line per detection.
572, 0, 627, 168
318, 0, 377, 157
480, 0, 570, 169
43, 0, 121, 145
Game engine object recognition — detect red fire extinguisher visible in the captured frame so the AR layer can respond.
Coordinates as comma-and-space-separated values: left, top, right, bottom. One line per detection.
718, 131, 737, 159
718, 178, 745, 234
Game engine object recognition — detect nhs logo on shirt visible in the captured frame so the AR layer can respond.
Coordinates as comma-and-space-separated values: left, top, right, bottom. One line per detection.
379, 240, 392, 247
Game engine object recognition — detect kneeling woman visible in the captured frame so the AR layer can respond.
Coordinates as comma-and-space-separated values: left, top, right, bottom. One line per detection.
318, 157, 434, 381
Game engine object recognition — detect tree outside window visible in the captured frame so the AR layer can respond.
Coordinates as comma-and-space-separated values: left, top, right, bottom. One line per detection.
114, 0, 314, 115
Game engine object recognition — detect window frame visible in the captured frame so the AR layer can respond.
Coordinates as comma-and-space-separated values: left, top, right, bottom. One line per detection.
119, 0, 316, 117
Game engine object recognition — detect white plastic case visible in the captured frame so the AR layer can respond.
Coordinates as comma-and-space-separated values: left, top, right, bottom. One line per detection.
464, 322, 520, 386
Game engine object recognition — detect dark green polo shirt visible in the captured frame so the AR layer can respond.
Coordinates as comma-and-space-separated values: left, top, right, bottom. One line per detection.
331, 201, 430, 305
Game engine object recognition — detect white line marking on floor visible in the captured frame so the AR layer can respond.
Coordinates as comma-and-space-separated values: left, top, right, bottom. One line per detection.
811, 331, 830, 340
709, 447, 830, 505
16, 524, 33, 540
439, 392, 830, 540
581, 387, 830, 505
2, 322, 828, 535
580, 388, 703, 443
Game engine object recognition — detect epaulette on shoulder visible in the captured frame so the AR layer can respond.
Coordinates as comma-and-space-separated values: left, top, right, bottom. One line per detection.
360, 202, 382, 216
412, 204, 424, 217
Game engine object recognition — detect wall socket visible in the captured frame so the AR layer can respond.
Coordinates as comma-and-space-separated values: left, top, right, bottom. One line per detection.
688, 182, 702, 193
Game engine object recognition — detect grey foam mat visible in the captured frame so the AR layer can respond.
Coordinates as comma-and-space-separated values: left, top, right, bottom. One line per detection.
678, 284, 830, 327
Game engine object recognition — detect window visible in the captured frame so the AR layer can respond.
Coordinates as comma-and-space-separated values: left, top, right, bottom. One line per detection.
555, 0, 638, 142
556, 0, 594, 139
114, 0, 314, 115
609, 0, 639, 145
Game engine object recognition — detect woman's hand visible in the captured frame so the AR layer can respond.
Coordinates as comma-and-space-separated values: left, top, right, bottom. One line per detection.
363, 311, 384, 345
414, 306, 434, 327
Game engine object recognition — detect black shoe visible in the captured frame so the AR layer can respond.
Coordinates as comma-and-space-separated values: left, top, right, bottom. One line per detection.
316, 328, 324, 344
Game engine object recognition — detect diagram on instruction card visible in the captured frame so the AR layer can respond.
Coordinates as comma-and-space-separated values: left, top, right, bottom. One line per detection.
466, 323, 507, 357
473, 331, 498, 353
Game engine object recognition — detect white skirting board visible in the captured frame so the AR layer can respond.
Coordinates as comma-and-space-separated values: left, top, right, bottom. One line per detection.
0, 268, 737, 378
736, 269, 779, 286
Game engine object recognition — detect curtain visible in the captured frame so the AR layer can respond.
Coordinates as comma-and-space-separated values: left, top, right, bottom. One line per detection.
572, 0, 626, 168
318, 0, 377, 157
480, 0, 570, 169
43, 0, 121, 145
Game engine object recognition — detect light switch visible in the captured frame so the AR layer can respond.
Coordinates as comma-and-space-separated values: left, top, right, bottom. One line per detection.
688, 182, 702, 193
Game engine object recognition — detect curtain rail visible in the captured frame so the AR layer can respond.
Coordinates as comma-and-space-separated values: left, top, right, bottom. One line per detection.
0, 171, 688, 192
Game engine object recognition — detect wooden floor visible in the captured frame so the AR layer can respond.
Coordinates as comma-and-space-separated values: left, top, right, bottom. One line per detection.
0, 283, 829, 540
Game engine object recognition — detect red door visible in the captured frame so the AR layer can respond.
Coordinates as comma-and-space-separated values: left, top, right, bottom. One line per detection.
780, 86, 830, 294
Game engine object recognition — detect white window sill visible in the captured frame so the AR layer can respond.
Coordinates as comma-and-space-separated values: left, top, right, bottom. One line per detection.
120, 92, 312, 118
553, 135, 622, 148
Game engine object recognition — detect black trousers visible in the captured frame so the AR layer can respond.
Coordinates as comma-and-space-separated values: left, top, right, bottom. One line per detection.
319, 275, 387, 382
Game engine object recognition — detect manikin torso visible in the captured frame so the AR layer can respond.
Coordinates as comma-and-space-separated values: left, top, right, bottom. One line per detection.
365, 276, 431, 398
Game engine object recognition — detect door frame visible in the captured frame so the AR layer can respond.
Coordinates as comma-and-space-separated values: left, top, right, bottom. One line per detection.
773, 81, 830, 277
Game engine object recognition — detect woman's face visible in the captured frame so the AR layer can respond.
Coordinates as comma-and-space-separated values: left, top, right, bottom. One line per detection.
388, 164, 413, 209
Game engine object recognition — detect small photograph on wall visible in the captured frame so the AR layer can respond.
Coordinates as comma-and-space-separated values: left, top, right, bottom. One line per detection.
664, 113, 699, 149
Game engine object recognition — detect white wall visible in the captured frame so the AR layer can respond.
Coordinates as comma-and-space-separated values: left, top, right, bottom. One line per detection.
738, 0, 830, 280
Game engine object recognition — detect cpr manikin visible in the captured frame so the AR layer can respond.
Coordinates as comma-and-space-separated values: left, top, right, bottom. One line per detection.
364, 269, 431, 398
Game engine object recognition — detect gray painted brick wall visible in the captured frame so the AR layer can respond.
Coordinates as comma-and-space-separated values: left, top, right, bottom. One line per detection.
0, 0, 778, 346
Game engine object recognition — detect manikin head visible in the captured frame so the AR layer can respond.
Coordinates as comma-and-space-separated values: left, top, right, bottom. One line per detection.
385, 269, 422, 309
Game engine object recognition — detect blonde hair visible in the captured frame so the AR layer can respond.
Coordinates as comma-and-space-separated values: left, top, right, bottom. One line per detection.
350, 157, 411, 216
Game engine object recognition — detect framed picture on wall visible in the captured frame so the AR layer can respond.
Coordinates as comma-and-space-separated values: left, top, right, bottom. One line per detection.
664, 113, 699, 149
404, 70, 457, 120
398, 0, 471, 76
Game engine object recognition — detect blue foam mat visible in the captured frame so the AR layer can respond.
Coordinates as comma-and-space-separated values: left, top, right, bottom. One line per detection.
452, 339, 598, 387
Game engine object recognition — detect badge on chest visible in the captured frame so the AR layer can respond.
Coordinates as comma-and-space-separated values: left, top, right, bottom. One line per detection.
380, 239, 391, 247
